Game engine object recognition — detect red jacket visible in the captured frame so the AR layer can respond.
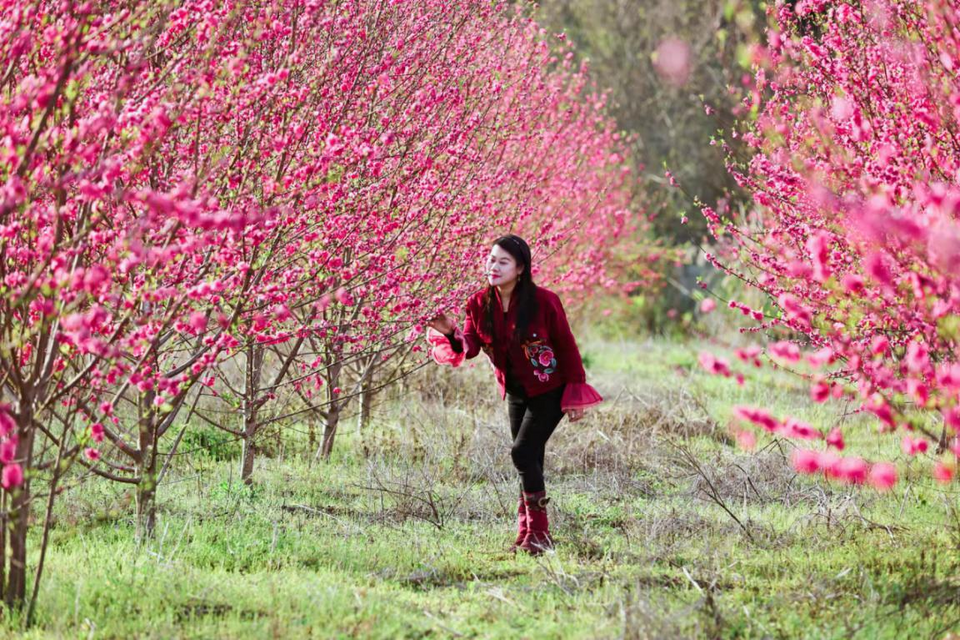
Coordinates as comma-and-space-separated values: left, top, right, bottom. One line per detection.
427, 286, 602, 411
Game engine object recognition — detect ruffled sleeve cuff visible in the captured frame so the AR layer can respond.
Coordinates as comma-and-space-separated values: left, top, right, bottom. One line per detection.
426, 327, 465, 367
561, 382, 603, 412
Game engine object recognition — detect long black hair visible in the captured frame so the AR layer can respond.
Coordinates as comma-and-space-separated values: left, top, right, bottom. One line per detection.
483, 234, 537, 342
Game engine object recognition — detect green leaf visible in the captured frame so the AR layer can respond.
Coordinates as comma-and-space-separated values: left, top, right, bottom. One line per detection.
937, 315, 960, 342
736, 43, 752, 69
724, 0, 737, 21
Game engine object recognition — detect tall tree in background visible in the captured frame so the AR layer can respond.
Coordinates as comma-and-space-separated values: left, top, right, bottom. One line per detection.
533, 0, 765, 244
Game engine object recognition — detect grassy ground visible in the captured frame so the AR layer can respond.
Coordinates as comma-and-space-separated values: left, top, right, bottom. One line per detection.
7, 336, 960, 639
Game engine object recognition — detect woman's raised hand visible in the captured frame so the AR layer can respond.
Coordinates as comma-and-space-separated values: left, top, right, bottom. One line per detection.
426, 312, 455, 335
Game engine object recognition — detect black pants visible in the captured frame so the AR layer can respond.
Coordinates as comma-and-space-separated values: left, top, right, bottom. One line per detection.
507, 384, 566, 494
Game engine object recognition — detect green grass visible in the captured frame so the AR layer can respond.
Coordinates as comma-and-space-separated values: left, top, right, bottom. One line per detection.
7, 337, 960, 638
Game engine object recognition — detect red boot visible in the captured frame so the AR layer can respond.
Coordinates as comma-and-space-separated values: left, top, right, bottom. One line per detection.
520, 491, 553, 555
510, 493, 528, 552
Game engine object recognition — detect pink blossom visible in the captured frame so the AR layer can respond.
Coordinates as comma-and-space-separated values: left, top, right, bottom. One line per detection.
868, 463, 897, 491
2, 464, 23, 490
84, 448, 101, 462
776, 294, 811, 327
864, 394, 896, 428
870, 336, 889, 357
188, 312, 207, 333
735, 430, 757, 451
831, 96, 854, 120
840, 274, 865, 295
700, 298, 716, 314
0, 440, 16, 464
906, 379, 929, 407
937, 364, 960, 392
782, 418, 820, 440
786, 261, 812, 278
769, 341, 801, 362
817, 450, 840, 476
927, 220, 960, 272
698, 352, 732, 378
864, 253, 893, 287
0, 408, 14, 438
933, 462, 955, 484
792, 449, 820, 474
734, 345, 763, 368
826, 428, 845, 450
806, 231, 833, 281
334, 287, 355, 307
810, 382, 830, 403
901, 435, 928, 456
272, 305, 291, 322
943, 406, 960, 433
733, 405, 781, 432
83, 265, 109, 291
831, 456, 868, 485
653, 38, 692, 87
905, 341, 929, 372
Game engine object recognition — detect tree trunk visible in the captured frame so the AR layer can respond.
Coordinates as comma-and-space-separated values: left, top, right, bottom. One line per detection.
0, 490, 7, 604
4, 404, 35, 609
136, 391, 159, 540
136, 470, 157, 540
357, 365, 374, 433
239, 420, 258, 482
319, 356, 343, 460
240, 344, 263, 484
308, 418, 317, 453
321, 403, 340, 460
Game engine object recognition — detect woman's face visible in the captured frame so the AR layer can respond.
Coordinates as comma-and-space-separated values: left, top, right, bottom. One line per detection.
486, 244, 523, 287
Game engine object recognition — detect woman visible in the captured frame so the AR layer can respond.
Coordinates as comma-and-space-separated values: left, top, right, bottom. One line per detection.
426, 234, 603, 555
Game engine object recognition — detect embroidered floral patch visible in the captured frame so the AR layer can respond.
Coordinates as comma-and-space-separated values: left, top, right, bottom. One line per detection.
522, 338, 557, 383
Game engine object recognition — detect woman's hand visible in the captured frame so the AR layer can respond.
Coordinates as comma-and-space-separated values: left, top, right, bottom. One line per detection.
567, 408, 585, 422
427, 312, 455, 335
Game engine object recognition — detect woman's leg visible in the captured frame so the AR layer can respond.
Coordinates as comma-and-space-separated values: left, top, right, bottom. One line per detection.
506, 392, 530, 549
509, 386, 565, 554
507, 392, 528, 441
509, 385, 565, 493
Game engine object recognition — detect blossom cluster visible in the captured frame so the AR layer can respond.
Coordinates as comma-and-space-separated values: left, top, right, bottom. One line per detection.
699, 0, 960, 488
0, 2, 641, 497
